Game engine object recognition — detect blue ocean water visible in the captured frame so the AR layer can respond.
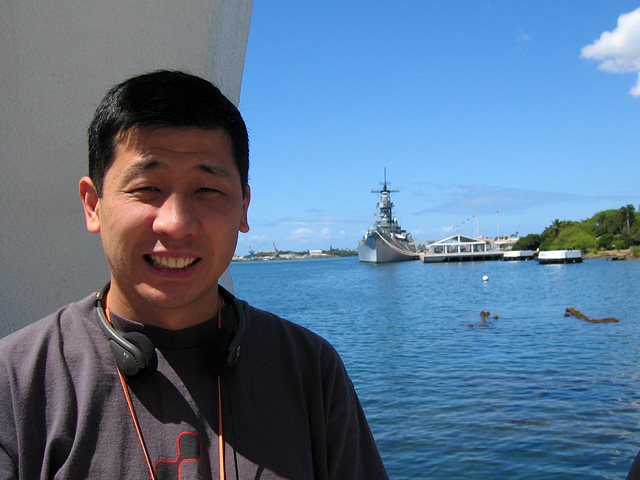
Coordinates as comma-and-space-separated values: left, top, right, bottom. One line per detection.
230, 257, 640, 479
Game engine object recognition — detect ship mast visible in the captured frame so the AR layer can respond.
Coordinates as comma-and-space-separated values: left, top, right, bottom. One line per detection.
372, 168, 398, 226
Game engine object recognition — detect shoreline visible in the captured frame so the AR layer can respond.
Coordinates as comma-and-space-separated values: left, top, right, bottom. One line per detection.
585, 249, 638, 261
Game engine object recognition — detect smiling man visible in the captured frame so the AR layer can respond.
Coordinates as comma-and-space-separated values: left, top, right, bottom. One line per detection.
0, 71, 388, 479
80, 126, 250, 329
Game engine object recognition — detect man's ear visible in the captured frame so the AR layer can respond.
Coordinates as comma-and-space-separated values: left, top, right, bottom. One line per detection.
79, 176, 101, 233
239, 185, 251, 233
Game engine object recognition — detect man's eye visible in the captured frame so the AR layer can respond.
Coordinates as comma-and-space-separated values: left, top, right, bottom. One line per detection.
197, 187, 220, 193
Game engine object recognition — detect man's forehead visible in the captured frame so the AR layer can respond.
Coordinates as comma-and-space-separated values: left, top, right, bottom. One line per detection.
121, 157, 234, 178
111, 126, 237, 180
116, 125, 232, 152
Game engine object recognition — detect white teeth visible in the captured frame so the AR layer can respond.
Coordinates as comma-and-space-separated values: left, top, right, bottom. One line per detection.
149, 255, 196, 269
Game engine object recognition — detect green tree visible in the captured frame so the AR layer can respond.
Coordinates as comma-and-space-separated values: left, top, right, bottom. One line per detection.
498, 205, 639, 254
513, 234, 541, 251
596, 233, 614, 250
539, 219, 566, 250
547, 223, 596, 252
631, 216, 640, 243
611, 235, 631, 250
621, 204, 636, 236
585, 208, 627, 236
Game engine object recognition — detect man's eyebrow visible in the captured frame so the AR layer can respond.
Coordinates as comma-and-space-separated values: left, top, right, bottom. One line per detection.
121, 160, 234, 182
120, 159, 162, 182
195, 164, 233, 178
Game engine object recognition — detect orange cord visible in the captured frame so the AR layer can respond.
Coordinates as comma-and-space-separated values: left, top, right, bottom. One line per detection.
106, 290, 227, 479
105, 291, 158, 480
218, 376, 225, 479
217, 299, 226, 480
117, 371, 157, 479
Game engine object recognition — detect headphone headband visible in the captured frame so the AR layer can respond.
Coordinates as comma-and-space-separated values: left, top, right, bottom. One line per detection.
219, 286, 245, 368
95, 283, 245, 378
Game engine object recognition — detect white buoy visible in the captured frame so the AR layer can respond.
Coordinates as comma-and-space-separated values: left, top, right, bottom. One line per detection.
483, 275, 489, 282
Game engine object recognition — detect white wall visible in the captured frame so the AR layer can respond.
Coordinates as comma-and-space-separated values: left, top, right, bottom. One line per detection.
0, 0, 253, 336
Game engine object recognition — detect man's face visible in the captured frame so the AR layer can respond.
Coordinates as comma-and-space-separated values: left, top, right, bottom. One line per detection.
80, 126, 250, 328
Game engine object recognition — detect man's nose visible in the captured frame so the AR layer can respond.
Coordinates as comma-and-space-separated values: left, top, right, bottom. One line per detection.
152, 194, 198, 238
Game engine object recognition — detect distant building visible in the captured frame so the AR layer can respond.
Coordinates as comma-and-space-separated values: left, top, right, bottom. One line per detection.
427, 235, 493, 254
496, 236, 520, 250
419, 234, 503, 263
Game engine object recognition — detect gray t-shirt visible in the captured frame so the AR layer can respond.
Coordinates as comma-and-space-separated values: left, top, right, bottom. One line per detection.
0, 294, 388, 479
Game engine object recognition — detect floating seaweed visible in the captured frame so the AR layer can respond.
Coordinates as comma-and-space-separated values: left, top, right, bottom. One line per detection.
466, 311, 499, 327
564, 306, 619, 324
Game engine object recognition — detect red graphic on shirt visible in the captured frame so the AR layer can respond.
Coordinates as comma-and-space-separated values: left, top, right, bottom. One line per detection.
155, 432, 202, 479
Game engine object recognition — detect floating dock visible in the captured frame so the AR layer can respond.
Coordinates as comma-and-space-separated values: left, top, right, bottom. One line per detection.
538, 250, 583, 264
503, 250, 535, 261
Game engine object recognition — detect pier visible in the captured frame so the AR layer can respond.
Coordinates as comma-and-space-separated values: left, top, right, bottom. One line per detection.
419, 251, 504, 263
419, 234, 503, 263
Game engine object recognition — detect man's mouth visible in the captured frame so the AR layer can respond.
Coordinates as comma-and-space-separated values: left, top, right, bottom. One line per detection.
145, 255, 199, 269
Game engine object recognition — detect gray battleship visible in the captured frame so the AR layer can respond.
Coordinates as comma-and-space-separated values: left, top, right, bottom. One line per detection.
358, 171, 418, 263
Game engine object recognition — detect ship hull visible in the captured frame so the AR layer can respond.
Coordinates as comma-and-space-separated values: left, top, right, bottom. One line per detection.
357, 231, 417, 263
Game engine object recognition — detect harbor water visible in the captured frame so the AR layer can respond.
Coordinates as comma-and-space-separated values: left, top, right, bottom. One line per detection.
230, 257, 640, 479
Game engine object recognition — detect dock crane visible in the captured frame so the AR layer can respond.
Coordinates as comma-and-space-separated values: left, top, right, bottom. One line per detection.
248, 241, 266, 259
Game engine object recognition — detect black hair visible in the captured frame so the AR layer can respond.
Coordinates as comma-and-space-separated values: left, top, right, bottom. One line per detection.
88, 70, 249, 196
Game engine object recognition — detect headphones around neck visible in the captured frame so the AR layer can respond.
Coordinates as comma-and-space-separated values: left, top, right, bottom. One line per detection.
95, 283, 245, 379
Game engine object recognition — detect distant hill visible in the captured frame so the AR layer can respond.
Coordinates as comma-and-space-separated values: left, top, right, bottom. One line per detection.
512, 205, 640, 255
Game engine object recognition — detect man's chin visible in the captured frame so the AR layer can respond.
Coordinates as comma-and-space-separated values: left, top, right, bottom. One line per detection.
134, 285, 218, 319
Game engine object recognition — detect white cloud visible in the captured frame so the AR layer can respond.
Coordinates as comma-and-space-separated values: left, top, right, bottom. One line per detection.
289, 228, 315, 240
581, 7, 640, 97
517, 28, 532, 42
288, 227, 333, 240
284, 227, 354, 249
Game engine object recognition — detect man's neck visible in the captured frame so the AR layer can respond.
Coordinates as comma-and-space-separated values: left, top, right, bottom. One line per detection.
106, 286, 220, 330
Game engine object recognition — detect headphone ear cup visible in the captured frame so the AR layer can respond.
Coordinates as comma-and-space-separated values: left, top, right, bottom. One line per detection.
95, 291, 158, 381
113, 331, 158, 380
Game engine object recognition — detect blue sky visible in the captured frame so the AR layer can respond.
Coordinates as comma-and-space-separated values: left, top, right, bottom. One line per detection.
236, 2, 640, 256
